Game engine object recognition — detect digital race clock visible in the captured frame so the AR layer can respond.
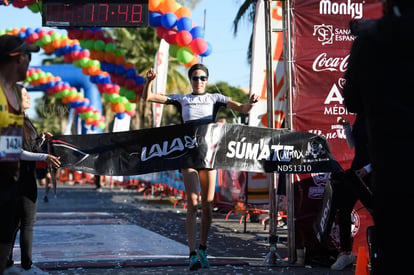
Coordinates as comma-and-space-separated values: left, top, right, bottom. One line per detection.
42, 0, 148, 27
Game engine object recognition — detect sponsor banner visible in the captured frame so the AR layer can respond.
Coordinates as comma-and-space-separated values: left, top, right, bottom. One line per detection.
291, 0, 382, 166
49, 123, 341, 176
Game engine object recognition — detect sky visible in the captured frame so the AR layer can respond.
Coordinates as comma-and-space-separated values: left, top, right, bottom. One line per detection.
0, 0, 252, 88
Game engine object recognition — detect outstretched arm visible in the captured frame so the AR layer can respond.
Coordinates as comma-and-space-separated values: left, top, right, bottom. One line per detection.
226, 93, 259, 114
143, 68, 168, 103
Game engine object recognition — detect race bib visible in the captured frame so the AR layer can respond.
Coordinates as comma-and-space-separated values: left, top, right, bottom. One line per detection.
0, 126, 22, 161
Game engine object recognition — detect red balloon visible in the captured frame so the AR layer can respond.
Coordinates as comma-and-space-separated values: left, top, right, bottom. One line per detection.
82, 29, 95, 40
124, 78, 136, 90
190, 38, 208, 55
163, 29, 177, 44
176, 30, 192, 46
156, 26, 168, 39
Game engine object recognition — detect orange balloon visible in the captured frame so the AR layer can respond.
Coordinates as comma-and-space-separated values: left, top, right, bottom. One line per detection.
43, 44, 55, 54
114, 55, 126, 65
85, 117, 95, 125
104, 51, 116, 63
115, 103, 126, 113
160, 0, 177, 14
125, 62, 136, 69
184, 55, 198, 68
10, 28, 20, 36
82, 67, 91, 75
52, 39, 62, 49
66, 94, 77, 103
175, 6, 191, 18
92, 50, 105, 62
61, 96, 70, 104
149, 0, 161, 11
87, 66, 101, 75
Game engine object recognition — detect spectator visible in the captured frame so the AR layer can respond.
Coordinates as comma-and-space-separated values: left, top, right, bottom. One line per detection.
0, 34, 39, 274
343, 0, 414, 273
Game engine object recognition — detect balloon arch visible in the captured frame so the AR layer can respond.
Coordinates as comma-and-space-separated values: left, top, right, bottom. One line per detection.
0, 0, 212, 131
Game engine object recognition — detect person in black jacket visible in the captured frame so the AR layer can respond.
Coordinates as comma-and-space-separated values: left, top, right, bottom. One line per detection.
328, 115, 373, 271
342, 1, 414, 273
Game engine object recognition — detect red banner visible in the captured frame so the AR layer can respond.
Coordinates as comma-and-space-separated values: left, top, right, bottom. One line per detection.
290, 0, 382, 258
291, 0, 382, 166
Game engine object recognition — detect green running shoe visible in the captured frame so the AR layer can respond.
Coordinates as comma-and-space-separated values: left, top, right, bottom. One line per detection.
198, 249, 210, 268
189, 254, 201, 271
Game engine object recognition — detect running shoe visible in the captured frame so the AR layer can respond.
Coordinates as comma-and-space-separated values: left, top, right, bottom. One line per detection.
189, 254, 201, 271
198, 249, 210, 268
331, 252, 356, 270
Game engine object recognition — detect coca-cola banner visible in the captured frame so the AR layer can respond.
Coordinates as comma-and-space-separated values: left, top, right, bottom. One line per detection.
49, 123, 341, 176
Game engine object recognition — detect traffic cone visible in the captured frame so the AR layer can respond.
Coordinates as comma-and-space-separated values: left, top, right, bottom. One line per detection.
355, 246, 368, 275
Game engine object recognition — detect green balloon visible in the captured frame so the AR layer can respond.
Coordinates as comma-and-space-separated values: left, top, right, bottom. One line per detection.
103, 93, 111, 102
94, 40, 105, 51
126, 102, 136, 111
72, 59, 82, 68
79, 58, 90, 67
109, 93, 120, 102
84, 40, 95, 50
177, 47, 194, 64
55, 91, 65, 99
41, 35, 52, 45
169, 44, 180, 58
104, 43, 116, 53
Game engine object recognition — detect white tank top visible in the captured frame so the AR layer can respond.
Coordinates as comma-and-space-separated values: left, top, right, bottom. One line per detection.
166, 93, 229, 124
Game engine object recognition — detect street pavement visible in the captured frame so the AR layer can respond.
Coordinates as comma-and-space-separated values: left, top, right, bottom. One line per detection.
11, 182, 357, 274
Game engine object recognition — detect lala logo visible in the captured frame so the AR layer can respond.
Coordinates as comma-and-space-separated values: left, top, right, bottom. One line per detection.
140, 136, 197, 161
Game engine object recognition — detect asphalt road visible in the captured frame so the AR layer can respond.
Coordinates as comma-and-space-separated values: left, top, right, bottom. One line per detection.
25, 183, 356, 274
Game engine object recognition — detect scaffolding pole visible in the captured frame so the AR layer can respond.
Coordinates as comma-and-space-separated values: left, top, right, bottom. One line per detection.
262, 0, 287, 266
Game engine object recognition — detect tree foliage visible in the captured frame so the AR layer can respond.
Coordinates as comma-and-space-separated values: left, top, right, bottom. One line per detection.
233, 0, 257, 64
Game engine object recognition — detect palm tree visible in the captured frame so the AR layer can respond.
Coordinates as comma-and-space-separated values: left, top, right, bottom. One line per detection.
232, 0, 257, 65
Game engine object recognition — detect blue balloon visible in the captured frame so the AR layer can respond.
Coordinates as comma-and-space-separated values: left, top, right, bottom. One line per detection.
116, 112, 126, 119
149, 12, 162, 28
89, 75, 98, 83
190, 26, 205, 39
161, 13, 177, 29
54, 48, 64, 57
176, 17, 192, 31
18, 32, 26, 40
135, 75, 145, 85
199, 42, 212, 57
115, 64, 126, 75
62, 45, 72, 54
25, 28, 34, 36
72, 44, 82, 51
125, 68, 137, 78
105, 63, 116, 74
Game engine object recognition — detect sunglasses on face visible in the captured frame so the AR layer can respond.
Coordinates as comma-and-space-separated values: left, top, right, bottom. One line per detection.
191, 76, 208, 82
